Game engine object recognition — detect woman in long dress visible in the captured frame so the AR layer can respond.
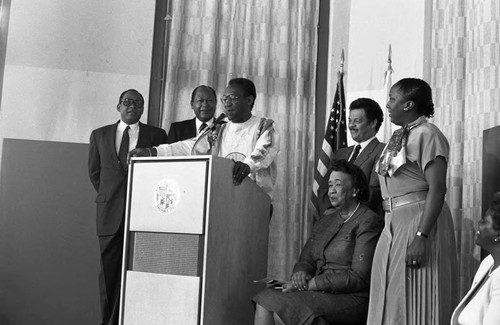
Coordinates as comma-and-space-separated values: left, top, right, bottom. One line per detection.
367, 78, 458, 325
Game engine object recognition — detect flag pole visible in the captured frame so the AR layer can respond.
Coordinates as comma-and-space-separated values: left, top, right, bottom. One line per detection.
340, 48, 344, 74
383, 44, 394, 142
387, 44, 392, 73
336, 49, 346, 151
384, 44, 393, 81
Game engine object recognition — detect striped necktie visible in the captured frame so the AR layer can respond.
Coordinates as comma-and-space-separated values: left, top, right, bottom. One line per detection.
198, 122, 207, 134
349, 144, 361, 163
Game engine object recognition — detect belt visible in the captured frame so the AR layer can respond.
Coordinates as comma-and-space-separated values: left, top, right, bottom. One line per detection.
382, 191, 427, 212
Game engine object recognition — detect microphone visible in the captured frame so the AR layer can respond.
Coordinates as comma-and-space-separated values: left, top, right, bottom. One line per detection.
192, 113, 226, 155
213, 112, 226, 126
206, 113, 226, 132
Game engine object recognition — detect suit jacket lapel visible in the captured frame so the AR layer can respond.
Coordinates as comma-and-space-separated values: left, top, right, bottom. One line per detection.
136, 122, 147, 148
107, 121, 120, 159
451, 257, 493, 323
356, 138, 380, 167
462, 261, 491, 303
322, 213, 346, 247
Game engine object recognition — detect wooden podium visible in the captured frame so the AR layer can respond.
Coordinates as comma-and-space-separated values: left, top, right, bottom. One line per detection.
119, 155, 270, 324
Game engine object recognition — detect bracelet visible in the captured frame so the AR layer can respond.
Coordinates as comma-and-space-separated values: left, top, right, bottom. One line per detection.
416, 231, 428, 238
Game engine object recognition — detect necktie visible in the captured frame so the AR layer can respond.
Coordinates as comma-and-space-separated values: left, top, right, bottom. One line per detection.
119, 126, 130, 171
199, 122, 207, 134
349, 144, 361, 163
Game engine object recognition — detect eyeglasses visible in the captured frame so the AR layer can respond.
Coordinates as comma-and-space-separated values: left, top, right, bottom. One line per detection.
194, 98, 216, 105
121, 99, 144, 108
220, 94, 240, 104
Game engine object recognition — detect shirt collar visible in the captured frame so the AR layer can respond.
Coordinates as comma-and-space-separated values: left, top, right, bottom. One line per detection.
356, 135, 377, 151
195, 117, 214, 131
118, 120, 140, 132
406, 116, 427, 129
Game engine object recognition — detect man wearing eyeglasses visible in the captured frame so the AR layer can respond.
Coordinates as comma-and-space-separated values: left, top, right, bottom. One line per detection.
88, 89, 167, 325
166, 85, 218, 143
129, 78, 280, 200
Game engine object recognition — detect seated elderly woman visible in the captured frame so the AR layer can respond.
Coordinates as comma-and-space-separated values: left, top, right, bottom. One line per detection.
451, 192, 500, 325
253, 159, 384, 325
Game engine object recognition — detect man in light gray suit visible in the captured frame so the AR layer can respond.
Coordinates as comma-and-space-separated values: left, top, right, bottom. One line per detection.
318, 97, 386, 217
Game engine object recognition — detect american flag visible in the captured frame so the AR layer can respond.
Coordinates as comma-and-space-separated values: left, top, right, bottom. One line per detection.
311, 71, 347, 216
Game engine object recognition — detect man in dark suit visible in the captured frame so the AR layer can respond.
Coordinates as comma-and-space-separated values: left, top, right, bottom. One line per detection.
318, 97, 386, 217
88, 89, 167, 325
166, 85, 217, 143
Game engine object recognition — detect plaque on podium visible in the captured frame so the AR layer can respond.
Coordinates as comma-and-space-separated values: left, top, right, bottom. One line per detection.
119, 155, 270, 324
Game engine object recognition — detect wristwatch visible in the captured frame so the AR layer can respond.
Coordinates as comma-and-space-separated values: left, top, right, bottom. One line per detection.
416, 231, 428, 239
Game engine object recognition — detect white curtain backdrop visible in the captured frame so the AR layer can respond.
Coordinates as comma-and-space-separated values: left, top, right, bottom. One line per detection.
432, 0, 500, 296
161, 0, 319, 279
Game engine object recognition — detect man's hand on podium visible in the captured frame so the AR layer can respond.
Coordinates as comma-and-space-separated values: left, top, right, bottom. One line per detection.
232, 161, 250, 185
127, 148, 154, 164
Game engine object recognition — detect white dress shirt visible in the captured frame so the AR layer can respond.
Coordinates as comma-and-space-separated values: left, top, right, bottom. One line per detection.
195, 118, 214, 135
348, 136, 377, 161
115, 120, 140, 154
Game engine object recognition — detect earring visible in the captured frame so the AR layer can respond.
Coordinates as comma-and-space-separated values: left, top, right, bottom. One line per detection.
403, 107, 408, 111
495, 237, 500, 242
353, 193, 357, 197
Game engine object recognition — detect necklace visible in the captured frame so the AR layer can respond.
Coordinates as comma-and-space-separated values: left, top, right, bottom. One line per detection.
340, 202, 360, 223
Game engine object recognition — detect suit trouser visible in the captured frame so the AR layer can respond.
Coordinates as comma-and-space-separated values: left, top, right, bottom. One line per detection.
98, 221, 124, 325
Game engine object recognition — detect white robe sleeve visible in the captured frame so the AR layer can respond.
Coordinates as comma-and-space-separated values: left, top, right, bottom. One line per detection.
154, 138, 196, 156
243, 122, 280, 173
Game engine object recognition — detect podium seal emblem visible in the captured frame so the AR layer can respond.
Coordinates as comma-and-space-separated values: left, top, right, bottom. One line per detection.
154, 179, 179, 213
